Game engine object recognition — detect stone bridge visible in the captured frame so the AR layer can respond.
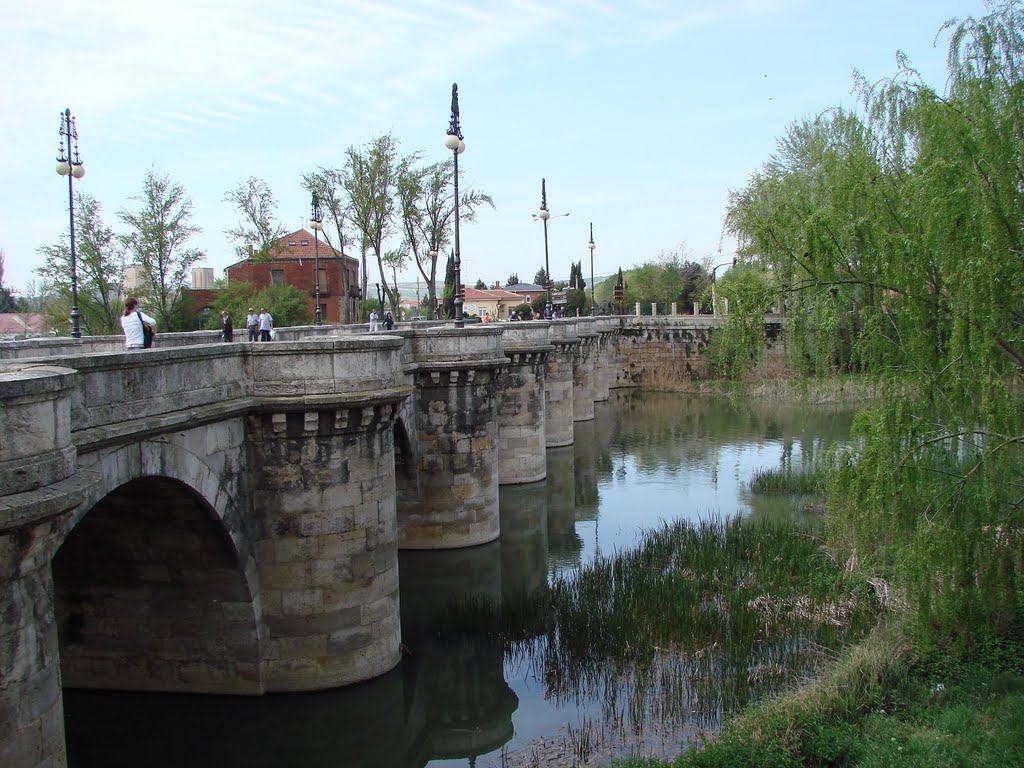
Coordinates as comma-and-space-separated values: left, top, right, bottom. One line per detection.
0, 315, 780, 766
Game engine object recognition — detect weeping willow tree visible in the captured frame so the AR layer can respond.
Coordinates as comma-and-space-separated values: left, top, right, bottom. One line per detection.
726, 2, 1024, 651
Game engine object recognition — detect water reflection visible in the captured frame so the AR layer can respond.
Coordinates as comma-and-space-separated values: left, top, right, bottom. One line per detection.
63, 392, 854, 768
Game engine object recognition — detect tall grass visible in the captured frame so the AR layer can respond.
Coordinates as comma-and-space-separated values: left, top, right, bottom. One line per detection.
438, 517, 882, 762
749, 466, 823, 494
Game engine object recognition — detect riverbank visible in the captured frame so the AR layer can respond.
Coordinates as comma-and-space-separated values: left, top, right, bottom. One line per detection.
653, 371, 883, 406
615, 620, 1024, 767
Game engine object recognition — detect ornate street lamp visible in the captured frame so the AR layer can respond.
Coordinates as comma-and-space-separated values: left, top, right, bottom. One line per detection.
588, 223, 596, 316
710, 257, 736, 317
310, 191, 324, 325
531, 178, 569, 316
56, 108, 85, 338
444, 83, 466, 328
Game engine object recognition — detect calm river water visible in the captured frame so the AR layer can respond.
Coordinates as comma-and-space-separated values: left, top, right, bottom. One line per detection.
63, 391, 854, 768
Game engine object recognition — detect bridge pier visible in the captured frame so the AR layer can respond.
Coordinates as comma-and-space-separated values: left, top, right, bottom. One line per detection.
572, 318, 597, 423
496, 324, 553, 485
399, 328, 507, 549
0, 365, 89, 768
247, 340, 411, 691
592, 318, 619, 401
544, 321, 578, 447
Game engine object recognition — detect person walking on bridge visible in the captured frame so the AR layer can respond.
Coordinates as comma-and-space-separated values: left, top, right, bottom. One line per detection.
121, 297, 156, 351
258, 307, 273, 341
221, 310, 234, 342
246, 308, 259, 341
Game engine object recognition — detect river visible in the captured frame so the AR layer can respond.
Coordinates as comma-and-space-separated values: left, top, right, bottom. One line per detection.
63, 391, 854, 768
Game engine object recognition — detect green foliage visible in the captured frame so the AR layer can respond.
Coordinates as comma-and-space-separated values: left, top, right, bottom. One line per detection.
710, 265, 776, 379
511, 302, 532, 319
506, 272, 520, 286
563, 287, 588, 316
534, 266, 549, 287
118, 167, 204, 332
725, 3, 1024, 649
441, 252, 455, 319
223, 177, 286, 262
35, 192, 125, 335
201, 282, 311, 330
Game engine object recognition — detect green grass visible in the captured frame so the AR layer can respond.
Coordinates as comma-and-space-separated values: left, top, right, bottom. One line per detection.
440, 517, 881, 752
749, 466, 824, 495
611, 628, 1024, 768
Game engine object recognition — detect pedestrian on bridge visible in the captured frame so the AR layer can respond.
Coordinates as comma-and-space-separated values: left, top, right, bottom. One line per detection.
258, 307, 274, 341
246, 308, 259, 341
121, 298, 156, 351
221, 311, 234, 342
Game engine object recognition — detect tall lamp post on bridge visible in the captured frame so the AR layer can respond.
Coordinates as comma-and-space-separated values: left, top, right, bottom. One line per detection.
444, 83, 466, 328
55, 108, 85, 338
532, 178, 569, 316
588, 223, 596, 316
710, 257, 736, 317
310, 191, 324, 324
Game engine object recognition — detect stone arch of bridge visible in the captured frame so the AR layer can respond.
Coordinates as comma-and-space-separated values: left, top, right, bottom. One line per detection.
52, 474, 264, 695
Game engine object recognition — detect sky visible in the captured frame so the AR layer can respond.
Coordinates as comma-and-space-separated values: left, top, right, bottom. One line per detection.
0, 0, 995, 296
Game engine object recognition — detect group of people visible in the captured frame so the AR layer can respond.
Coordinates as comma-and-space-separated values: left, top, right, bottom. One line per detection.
219, 307, 273, 342
243, 308, 274, 342
368, 311, 394, 332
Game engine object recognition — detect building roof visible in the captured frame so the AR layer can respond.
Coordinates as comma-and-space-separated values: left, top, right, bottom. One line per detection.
0, 313, 45, 335
463, 287, 529, 302
225, 229, 357, 270
504, 282, 546, 293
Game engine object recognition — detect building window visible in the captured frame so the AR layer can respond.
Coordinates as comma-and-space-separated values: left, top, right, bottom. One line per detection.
288, 240, 296, 246
271, 270, 284, 287
318, 303, 328, 320
318, 269, 329, 294
301, 240, 309, 246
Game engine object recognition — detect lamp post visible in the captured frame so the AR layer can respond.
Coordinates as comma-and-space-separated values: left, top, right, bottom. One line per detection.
588, 223, 596, 316
429, 248, 438, 318
532, 178, 569, 317
710, 257, 736, 317
444, 83, 466, 328
56, 108, 85, 338
310, 191, 324, 324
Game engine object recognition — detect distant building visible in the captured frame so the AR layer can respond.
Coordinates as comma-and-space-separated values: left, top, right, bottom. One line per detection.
0, 313, 47, 340
225, 230, 359, 323
502, 281, 547, 305
122, 264, 146, 293
462, 285, 531, 321
191, 267, 215, 289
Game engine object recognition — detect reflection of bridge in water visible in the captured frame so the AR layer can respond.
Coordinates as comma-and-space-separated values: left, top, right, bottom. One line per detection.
1, 314, 783, 766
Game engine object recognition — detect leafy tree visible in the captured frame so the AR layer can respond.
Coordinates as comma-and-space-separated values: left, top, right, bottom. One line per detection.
511, 302, 532, 319
118, 167, 204, 331
35, 193, 126, 334
506, 272, 520, 286
709, 265, 776, 378
725, 3, 1024, 645
441, 252, 456, 319
396, 154, 493, 319
223, 177, 287, 262
343, 133, 399, 319
563, 287, 588, 316
382, 248, 407, 315
568, 260, 585, 291
250, 284, 312, 328
534, 267, 549, 288
474, 278, 487, 289
303, 168, 356, 323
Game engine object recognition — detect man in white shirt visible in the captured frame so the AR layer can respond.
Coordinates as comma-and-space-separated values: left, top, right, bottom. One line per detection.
258, 307, 274, 341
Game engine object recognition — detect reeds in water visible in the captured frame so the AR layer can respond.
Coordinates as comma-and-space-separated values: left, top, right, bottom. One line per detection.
439, 517, 882, 764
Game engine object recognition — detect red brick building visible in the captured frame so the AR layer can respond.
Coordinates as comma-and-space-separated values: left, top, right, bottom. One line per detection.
225, 229, 359, 323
